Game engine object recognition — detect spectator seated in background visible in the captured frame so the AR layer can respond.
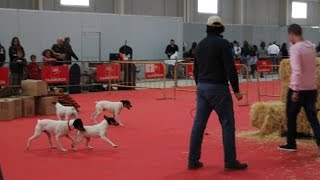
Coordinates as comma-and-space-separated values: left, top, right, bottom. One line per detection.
0, 42, 5, 67
9, 37, 25, 63
10, 50, 26, 86
52, 37, 67, 65
64, 37, 79, 64
43, 49, 57, 66
248, 45, 258, 79
27, 55, 41, 80
165, 39, 179, 59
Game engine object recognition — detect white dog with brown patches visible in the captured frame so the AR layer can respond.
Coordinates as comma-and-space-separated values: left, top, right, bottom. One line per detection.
26, 119, 86, 152
54, 102, 79, 121
91, 100, 132, 126
72, 116, 119, 150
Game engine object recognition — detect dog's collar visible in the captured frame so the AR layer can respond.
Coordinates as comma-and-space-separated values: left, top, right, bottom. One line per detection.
67, 120, 71, 131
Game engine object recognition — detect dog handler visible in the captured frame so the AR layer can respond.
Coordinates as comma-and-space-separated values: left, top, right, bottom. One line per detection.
279, 24, 320, 153
188, 16, 248, 171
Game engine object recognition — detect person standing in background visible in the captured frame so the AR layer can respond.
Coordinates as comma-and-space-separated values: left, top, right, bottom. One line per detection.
64, 37, 79, 64
279, 24, 320, 155
240, 41, 250, 78
165, 39, 179, 59
10, 50, 26, 86
0, 42, 5, 67
27, 55, 41, 80
233, 41, 241, 58
267, 42, 280, 73
315, 42, 320, 57
280, 43, 289, 59
188, 42, 197, 59
9, 37, 25, 63
52, 38, 67, 65
189, 16, 248, 171
257, 41, 268, 78
248, 45, 258, 79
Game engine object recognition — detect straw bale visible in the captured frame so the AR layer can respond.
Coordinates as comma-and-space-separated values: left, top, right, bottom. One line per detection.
250, 101, 320, 136
250, 101, 285, 135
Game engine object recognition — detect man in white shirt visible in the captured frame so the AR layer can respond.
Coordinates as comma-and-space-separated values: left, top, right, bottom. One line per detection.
267, 42, 280, 73
233, 41, 241, 58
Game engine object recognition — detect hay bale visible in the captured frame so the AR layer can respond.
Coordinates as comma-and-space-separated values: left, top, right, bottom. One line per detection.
250, 101, 320, 136
250, 101, 286, 135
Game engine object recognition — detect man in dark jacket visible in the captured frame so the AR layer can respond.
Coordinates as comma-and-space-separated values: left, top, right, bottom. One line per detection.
64, 37, 79, 64
52, 38, 67, 65
188, 16, 248, 171
10, 50, 26, 86
165, 39, 179, 58
0, 42, 5, 67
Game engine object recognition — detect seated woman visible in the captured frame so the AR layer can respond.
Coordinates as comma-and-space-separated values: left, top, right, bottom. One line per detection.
42, 49, 57, 66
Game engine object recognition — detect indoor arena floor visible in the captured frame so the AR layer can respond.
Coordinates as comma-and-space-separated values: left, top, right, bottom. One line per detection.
0, 83, 319, 180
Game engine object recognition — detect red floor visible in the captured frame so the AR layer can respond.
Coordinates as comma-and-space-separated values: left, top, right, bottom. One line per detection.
0, 83, 320, 180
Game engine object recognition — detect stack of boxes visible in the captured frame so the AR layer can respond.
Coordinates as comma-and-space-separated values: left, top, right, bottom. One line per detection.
0, 80, 57, 121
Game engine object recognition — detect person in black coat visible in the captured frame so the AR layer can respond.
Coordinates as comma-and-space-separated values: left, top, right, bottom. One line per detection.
9, 37, 25, 63
0, 42, 5, 67
119, 43, 136, 90
64, 37, 79, 64
10, 50, 26, 86
188, 42, 197, 59
52, 38, 67, 65
165, 39, 179, 58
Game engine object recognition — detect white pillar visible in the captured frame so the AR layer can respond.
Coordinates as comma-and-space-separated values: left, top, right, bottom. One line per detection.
114, 0, 125, 14
38, 0, 43, 10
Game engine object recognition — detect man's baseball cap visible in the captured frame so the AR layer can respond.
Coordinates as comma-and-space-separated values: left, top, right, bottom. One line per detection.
207, 16, 224, 26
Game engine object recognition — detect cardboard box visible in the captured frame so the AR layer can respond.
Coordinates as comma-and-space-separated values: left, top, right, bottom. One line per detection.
21, 80, 48, 97
0, 98, 22, 120
36, 96, 58, 115
12, 96, 35, 117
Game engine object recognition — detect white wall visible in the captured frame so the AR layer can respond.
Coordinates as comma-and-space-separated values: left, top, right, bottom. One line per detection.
0, 9, 183, 61
183, 23, 320, 49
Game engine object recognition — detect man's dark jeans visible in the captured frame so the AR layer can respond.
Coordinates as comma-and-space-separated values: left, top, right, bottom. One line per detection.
286, 88, 320, 146
189, 83, 236, 165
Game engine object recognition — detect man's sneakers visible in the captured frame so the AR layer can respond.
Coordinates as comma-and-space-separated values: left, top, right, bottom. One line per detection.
225, 160, 248, 171
278, 144, 297, 152
188, 161, 204, 170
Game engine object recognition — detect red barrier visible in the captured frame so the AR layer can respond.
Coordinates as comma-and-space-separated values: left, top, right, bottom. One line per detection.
145, 64, 165, 79
0, 67, 9, 86
186, 64, 193, 77
96, 64, 121, 82
42, 66, 69, 84
257, 59, 273, 73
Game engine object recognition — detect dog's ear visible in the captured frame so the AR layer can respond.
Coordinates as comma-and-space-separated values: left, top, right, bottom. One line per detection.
73, 119, 86, 131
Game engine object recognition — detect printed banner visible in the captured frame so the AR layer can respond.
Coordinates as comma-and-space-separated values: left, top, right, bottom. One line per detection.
145, 64, 165, 79
96, 64, 121, 82
257, 59, 273, 73
0, 67, 9, 86
42, 66, 69, 84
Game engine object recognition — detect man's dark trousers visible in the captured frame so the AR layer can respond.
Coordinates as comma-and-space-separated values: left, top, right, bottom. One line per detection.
286, 88, 320, 146
189, 83, 236, 165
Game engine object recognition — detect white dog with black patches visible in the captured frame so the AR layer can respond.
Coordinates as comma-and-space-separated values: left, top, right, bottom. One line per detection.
26, 118, 86, 152
54, 102, 79, 121
73, 116, 119, 150
91, 100, 132, 126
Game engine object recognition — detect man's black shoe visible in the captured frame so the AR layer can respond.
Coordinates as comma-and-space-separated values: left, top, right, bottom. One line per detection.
225, 160, 248, 171
278, 144, 297, 152
188, 161, 204, 170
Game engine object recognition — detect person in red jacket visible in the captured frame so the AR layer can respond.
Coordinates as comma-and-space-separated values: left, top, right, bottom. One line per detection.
27, 55, 41, 80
